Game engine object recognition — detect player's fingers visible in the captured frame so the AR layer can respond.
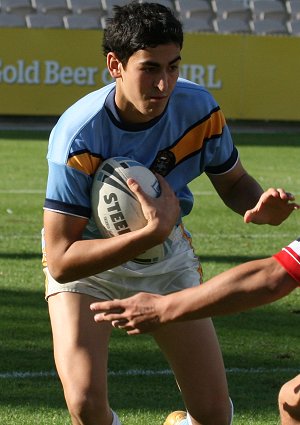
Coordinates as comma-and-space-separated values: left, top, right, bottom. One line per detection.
93, 312, 110, 322
128, 173, 176, 203
243, 209, 252, 223
94, 312, 125, 322
106, 310, 126, 318
126, 177, 138, 189
289, 203, 300, 210
265, 187, 297, 202
112, 319, 129, 329
126, 178, 147, 200
272, 189, 299, 207
276, 188, 295, 200
90, 300, 123, 312
126, 178, 155, 206
127, 329, 142, 335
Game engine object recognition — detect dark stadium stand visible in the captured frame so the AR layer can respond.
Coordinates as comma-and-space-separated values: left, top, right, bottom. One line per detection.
66, 0, 105, 15
213, 0, 252, 20
1, 0, 34, 15
63, 13, 104, 29
0, 0, 299, 35
32, 0, 71, 16
26, 13, 64, 28
213, 16, 251, 33
0, 11, 25, 26
287, 17, 300, 33
288, 0, 300, 18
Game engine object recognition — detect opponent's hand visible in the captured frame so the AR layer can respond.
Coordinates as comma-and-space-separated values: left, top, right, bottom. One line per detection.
127, 173, 180, 241
90, 293, 165, 335
244, 188, 299, 226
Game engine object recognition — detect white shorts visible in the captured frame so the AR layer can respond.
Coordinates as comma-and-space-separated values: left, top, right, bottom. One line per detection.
44, 225, 203, 301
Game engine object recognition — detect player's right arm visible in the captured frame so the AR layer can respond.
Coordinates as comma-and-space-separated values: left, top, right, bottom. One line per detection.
44, 175, 180, 283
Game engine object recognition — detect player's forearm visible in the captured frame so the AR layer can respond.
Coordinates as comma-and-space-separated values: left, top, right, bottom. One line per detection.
161, 257, 296, 322
222, 173, 263, 216
47, 224, 169, 283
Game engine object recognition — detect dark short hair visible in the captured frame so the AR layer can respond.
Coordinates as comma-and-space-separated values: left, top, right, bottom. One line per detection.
102, 1, 183, 65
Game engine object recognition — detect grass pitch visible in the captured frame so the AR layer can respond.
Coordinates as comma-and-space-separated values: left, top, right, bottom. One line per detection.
0, 130, 299, 424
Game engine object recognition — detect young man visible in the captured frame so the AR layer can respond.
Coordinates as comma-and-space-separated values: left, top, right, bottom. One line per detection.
43, 2, 297, 425
92, 238, 300, 425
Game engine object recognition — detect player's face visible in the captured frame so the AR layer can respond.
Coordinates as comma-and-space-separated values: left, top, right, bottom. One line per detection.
113, 43, 181, 124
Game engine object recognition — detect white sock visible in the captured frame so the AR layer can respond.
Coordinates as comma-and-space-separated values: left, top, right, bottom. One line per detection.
186, 412, 192, 425
185, 398, 234, 425
111, 410, 122, 425
229, 397, 234, 425
176, 419, 188, 425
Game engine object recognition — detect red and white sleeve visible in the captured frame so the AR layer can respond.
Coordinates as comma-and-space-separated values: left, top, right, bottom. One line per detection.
273, 238, 300, 284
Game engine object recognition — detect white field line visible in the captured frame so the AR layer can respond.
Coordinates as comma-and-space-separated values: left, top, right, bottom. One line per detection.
192, 192, 300, 196
0, 235, 41, 239
1, 190, 300, 196
0, 367, 299, 380
192, 233, 295, 239
0, 190, 44, 194
0, 232, 296, 241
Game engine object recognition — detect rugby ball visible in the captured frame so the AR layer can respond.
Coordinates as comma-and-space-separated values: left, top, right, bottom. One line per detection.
91, 157, 165, 264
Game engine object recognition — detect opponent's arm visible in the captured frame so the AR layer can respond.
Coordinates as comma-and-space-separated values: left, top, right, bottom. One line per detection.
91, 256, 298, 334
44, 175, 180, 283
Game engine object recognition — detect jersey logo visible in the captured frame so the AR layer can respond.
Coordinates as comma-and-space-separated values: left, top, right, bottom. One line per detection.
151, 150, 176, 176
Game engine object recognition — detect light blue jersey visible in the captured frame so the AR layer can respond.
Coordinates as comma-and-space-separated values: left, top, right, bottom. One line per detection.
44, 77, 238, 239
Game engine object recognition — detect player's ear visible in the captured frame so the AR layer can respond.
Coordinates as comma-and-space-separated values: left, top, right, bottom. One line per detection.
107, 52, 122, 79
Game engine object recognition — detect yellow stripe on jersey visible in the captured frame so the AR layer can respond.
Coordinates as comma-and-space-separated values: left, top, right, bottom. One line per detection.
43, 267, 49, 300
170, 108, 225, 165
67, 152, 102, 176
178, 222, 203, 282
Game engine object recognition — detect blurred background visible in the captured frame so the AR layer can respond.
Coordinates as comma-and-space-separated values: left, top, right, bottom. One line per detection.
0, 0, 300, 129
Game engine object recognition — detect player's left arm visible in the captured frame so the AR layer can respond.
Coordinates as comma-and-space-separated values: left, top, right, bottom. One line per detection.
207, 158, 299, 225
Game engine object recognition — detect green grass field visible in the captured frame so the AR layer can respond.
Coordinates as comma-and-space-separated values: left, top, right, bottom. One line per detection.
0, 130, 299, 425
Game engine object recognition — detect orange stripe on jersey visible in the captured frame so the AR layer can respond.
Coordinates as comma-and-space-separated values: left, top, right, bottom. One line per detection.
67, 152, 102, 176
43, 268, 49, 299
178, 223, 203, 282
41, 228, 47, 267
178, 222, 192, 245
42, 250, 47, 268
170, 108, 225, 165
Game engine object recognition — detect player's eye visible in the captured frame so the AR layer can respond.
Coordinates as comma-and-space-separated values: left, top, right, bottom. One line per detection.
169, 65, 179, 73
143, 67, 157, 73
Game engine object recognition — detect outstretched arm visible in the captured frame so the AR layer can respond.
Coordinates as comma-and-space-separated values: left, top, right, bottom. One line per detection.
91, 256, 298, 334
208, 159, 299, 226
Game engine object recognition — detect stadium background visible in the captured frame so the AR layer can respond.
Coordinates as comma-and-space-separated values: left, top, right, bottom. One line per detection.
0, 3, 299, 424
0, 0, 300, 127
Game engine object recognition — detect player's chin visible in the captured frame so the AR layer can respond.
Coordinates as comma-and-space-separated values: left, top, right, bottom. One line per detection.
145, 101, 168, 117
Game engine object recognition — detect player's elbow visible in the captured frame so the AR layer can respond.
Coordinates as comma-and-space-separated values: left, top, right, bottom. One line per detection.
263, 258, 297, 300
47, 261, 72, 284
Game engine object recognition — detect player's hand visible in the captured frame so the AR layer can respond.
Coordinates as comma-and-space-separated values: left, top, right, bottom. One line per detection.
244, 188, 300, 225
90, 293, 165, 335
127, 174, 180, 241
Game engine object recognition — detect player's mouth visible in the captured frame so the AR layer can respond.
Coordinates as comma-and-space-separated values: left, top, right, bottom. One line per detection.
149, 94, 168, 102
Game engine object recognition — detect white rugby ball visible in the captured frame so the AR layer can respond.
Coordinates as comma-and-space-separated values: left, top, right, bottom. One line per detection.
91, 157, 165, 264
